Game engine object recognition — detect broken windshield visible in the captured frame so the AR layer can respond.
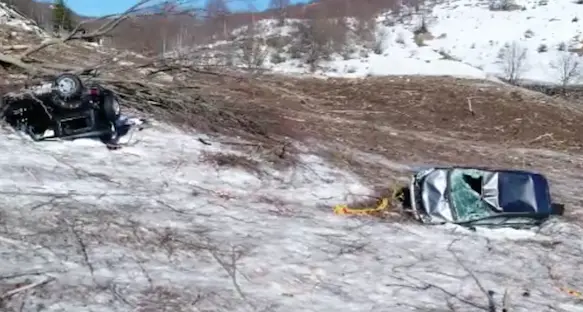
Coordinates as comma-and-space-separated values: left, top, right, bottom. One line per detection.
449, 168, 496, 222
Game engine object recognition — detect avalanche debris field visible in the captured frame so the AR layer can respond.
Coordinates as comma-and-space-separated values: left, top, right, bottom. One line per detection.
0, 73, 582, 312
1, 20, 583, 312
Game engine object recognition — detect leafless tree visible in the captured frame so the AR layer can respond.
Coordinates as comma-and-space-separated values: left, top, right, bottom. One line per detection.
269, 0, 290, 26
497, 41, 528, 84
240, 23, 267, 70
205, 0, 230, 39
291, 17, 344, 72
373, 28, 388, 55
169, 25, 190, 56
551, 52, 581, 92
159, 1, 176, 55
489, 0, 519, 11
354, 15, 376, 47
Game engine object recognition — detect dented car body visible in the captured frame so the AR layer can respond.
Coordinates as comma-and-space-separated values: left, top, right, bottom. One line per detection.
409, 167, 564, 227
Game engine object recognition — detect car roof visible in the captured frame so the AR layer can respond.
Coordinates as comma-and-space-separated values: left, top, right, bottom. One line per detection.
423, 166, 544, 177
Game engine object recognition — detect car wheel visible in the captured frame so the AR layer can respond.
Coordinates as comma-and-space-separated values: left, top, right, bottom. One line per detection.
102, 93, 121, 122
52, 73, 83, 102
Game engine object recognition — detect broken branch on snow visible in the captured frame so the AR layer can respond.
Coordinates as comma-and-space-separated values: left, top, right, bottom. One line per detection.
0, 277, 56, 301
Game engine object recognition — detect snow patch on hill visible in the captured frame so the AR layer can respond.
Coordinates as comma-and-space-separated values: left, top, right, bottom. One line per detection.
196, 0, 583, 84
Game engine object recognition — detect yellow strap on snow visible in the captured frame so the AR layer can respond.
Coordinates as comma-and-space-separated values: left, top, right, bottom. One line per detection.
333, 187, 403, 216
559, 287, 582, 298
333, 197, 389, 215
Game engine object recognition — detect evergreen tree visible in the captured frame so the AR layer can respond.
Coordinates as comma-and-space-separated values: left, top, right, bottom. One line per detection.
52, 0, 73, 33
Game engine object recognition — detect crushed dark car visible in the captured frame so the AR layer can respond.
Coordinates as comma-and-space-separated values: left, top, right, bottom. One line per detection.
409, 167, 564, 227
1, 73, 131, 145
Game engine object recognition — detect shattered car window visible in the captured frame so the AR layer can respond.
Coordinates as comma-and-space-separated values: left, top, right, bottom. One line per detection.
449, 169, 495, 222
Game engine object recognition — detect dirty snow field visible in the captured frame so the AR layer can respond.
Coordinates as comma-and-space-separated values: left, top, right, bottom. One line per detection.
0, 125, 581, 312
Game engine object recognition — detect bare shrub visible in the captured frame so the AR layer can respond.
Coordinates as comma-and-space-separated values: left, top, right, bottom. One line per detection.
291, 18, 346, 72
438, 49, 459, 61
413, 16, 430, 35
288, 44, 302, 59
551, 52, 581, 90
414, 34, 427, 46
205, 0, 230, 39
270, 52, 286, 64
373, 28, 387, 54
265, 36, 289, 50
489, 0, 522, 11
382, 13, 396, 27
341, 46, 357, 60
239, 23, 268, 69
497, 41, 528, 84
395, 32, 405, 44
353, 16, 376, 46
330, 17, 350, 53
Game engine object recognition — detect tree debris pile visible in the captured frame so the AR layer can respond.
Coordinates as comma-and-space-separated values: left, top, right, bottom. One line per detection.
94, 75, 271, 140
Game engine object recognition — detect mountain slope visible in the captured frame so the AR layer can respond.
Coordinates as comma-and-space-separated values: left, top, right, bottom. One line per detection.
214, 0, 583, 84
1, 3, 583, 312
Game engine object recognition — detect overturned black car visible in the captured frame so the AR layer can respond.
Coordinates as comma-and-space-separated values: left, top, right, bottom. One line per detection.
1, 73, 123, 143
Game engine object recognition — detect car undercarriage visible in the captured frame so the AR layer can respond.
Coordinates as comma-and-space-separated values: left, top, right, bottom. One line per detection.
1, 73, 122, 143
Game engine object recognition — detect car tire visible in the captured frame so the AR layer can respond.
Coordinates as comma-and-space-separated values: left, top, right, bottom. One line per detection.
52, 73, 83, 102
102, 93, 121, 122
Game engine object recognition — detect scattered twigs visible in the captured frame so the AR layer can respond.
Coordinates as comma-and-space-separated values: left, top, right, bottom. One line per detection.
0, 277, 56, 301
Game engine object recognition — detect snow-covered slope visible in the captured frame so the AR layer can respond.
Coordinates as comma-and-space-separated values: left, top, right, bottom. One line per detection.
0, 125, 582, 312
207, 0, 583, 83
415, 0, 583, 83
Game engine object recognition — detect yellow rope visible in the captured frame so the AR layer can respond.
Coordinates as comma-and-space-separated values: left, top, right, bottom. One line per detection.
559, 287, 582, 298
333, 187, 404, 216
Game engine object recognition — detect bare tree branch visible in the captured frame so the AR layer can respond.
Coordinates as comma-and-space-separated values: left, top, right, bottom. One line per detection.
551, 52, 581, 92
497, 41, 528, 84
0, 277, 56, 301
